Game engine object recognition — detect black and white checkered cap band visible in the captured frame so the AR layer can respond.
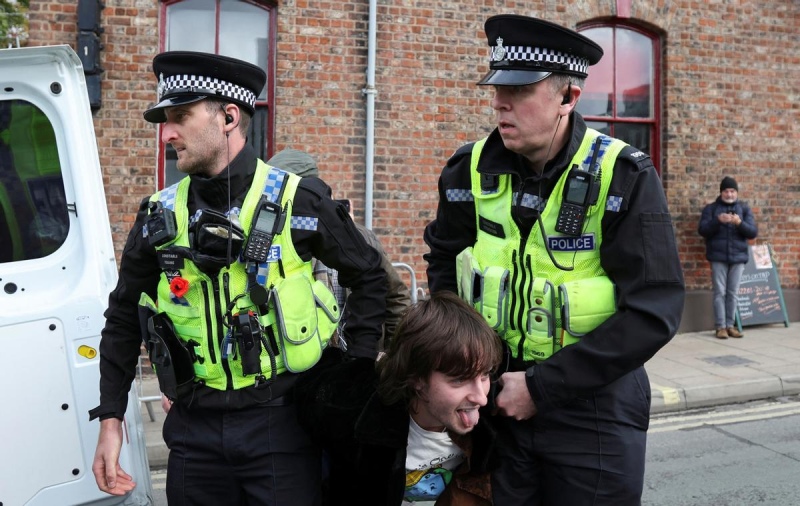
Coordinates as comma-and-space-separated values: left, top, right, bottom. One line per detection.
491, 45, 589, 75
159, 74, 257, 109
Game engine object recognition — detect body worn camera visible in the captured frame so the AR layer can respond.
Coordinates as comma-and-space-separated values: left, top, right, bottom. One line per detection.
243, 196, 286, 263
146, 201, 178, 247
233, 310, 263, 376
555, 166, 600, 236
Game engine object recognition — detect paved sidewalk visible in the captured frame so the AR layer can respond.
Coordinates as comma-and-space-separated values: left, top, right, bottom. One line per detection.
647, 323, 799, 413
138, 322, 798, 469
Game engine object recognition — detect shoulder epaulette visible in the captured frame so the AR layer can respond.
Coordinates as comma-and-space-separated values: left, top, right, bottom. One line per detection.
448, 142, 475, 165
295, 173, 329, 199
618, 145, 654, 172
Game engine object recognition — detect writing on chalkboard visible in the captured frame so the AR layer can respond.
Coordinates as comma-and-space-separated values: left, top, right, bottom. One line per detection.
736, 244, 789, 327
737, 272, 781, 319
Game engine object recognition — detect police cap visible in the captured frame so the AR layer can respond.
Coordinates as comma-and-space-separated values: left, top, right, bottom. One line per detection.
144, 51, 266, 123
478, 15, 603, 87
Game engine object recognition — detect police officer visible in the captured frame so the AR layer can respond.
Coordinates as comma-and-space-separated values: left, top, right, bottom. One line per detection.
90, 51, 386, 505
423, 15, 685, 505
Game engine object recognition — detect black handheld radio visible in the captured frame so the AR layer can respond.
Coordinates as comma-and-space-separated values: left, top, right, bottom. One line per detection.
242, 196, 286, 263
554, 137, 604, 237
554, 168, 599, 236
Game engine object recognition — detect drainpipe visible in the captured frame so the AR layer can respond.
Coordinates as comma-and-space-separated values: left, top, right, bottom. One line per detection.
363, 0, 378, 229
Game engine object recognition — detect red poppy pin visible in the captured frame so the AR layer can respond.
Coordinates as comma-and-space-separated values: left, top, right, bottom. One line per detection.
170, 277, 190, 298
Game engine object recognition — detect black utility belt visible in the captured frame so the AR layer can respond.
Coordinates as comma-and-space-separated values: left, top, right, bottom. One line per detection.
177, 375, 297, 411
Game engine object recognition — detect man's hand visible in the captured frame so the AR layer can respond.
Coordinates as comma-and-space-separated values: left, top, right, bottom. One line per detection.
161, 394, 173, 414
718, 212, 742, 225
494, 371, 537, 420
92, 418, 136, 496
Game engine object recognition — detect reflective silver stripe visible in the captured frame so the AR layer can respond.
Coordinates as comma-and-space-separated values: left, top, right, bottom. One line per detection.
446, 188, 474, 202
291, 216, 318, 231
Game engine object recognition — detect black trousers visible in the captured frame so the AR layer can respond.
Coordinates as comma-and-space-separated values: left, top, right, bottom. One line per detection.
163, 400, 322, 506
492, 367, 651, 506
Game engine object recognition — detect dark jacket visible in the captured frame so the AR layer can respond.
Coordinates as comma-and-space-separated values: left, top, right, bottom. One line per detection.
698, 197, 758, 264
295, 351, 495, 506
423, 114, 685, 414
355, 223, 412, 347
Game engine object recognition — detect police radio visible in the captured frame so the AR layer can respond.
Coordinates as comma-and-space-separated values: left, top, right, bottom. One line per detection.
554, 166, 600, 236
146, 201, 178, 247
242, 196, 286, 263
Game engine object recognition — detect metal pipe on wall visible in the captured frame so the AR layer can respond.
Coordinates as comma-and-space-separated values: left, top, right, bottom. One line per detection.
363, 0, 377, 229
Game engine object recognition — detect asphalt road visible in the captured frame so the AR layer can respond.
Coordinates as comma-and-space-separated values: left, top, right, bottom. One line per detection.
147, 395, 800, 505
644, 395, 800, 505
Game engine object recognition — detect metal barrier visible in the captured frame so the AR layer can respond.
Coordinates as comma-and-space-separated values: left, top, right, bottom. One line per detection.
391, 262, 426, 303
137, 355, 161, 422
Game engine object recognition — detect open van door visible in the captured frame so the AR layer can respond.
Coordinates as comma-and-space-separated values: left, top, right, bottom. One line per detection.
0, 45, 153, 505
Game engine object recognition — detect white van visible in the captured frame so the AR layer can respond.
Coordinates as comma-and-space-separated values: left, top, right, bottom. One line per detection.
0, 45, 153, 505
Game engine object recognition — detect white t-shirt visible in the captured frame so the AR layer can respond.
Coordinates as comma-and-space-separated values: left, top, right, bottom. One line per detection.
402, 417, 465, 505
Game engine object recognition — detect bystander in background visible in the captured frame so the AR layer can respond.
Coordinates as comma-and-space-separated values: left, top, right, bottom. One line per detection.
698, 176, 758, 339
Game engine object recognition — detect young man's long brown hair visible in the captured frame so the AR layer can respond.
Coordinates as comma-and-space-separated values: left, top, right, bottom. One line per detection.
376, 291, 502, 408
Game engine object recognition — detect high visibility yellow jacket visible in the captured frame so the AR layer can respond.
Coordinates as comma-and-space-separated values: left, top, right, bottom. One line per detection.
458, 129, 626, 362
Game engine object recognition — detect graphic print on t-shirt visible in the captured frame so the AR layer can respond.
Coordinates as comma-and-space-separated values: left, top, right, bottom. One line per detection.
403, 417, 465, 503
405, 467, 452, 501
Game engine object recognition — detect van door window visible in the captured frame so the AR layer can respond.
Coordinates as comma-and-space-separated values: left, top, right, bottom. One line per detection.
0, 99, 69, 262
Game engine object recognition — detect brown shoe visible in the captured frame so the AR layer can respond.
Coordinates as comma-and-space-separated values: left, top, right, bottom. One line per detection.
726, 327, 743, 338
715, 328, 729, 339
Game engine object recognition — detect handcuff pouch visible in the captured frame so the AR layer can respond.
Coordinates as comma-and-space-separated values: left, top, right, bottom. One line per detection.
524, 278, 555, 361
456, 246, 484, 308
146, 311, 197, 400
480, 265, 509, 333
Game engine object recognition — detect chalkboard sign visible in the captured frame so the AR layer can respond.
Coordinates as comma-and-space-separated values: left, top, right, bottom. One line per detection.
735, 244, 790, 328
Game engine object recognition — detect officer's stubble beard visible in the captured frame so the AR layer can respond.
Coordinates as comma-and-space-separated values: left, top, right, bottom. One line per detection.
174, 114, 228, 178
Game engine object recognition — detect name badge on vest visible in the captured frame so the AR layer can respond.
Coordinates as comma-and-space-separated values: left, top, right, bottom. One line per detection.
158, 250, 185, 270
266, 245, 282, 262
479, 216, 505, 239
548, 234, 596, 252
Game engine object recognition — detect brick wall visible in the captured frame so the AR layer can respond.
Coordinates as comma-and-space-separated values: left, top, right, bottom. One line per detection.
26, 0, 800, 294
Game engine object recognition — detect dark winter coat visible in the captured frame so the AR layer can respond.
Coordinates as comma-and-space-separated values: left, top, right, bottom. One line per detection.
698, 197, 758, 264
295, 350, 495, 506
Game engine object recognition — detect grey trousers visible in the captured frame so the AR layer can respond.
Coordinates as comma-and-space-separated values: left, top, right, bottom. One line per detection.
711, 261, 745, 328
